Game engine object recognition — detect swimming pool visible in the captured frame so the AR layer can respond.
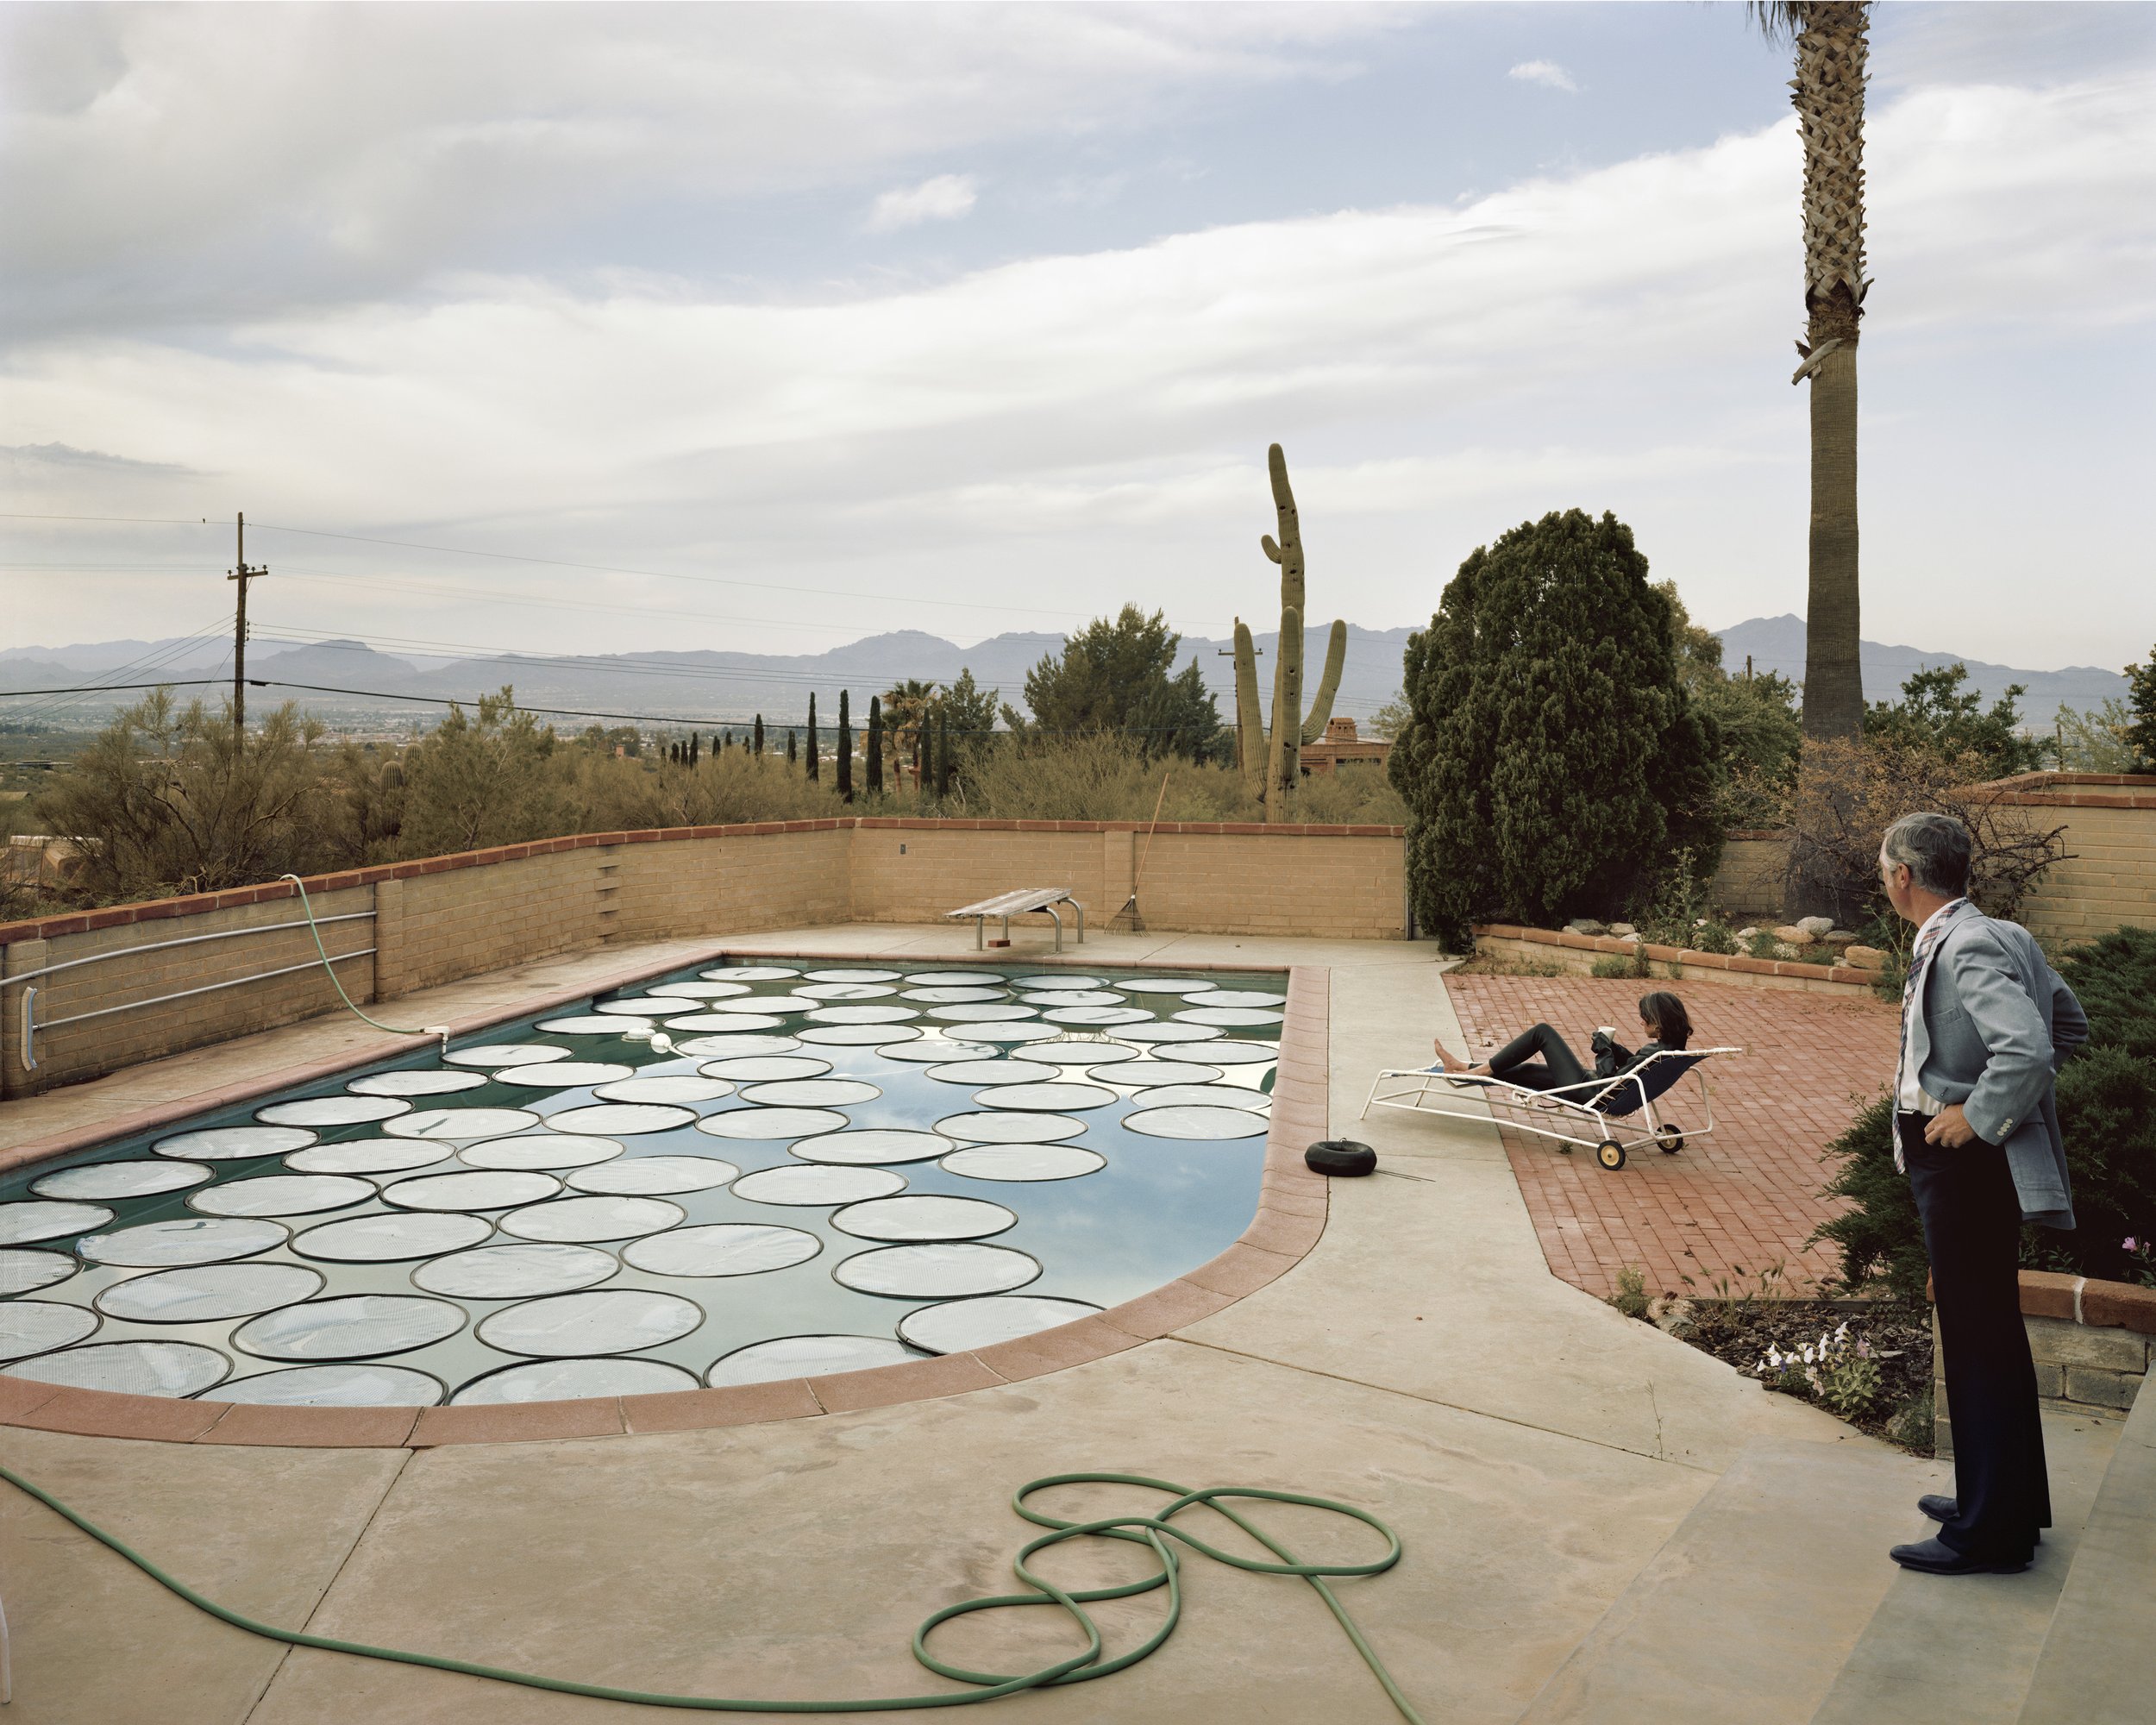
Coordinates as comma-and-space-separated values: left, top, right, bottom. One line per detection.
0, 959, 1287, 1408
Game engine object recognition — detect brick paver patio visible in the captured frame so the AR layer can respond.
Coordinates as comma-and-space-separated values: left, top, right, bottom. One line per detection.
1440, 975, 1901, 1300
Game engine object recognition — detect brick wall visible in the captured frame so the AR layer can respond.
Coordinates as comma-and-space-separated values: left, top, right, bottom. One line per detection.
0, 819, 1401, 1097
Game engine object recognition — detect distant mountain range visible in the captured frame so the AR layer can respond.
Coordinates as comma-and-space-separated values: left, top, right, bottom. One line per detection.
0, 616, 2127, 731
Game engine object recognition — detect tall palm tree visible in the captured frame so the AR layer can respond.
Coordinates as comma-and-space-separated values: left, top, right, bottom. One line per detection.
878, 678, 939, 788
1751, 2, 1871, 743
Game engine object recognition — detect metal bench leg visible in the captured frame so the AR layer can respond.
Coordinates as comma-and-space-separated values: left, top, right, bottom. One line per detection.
1074, 900, 1084, 944
975, 917, 983, 951
1044, 902, 1065, 953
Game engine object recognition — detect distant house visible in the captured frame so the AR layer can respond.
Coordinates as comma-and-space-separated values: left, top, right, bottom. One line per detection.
1301, 717, 1389, 775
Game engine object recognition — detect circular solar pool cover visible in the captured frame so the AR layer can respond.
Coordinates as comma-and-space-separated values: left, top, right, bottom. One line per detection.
2, 960, 1282, 1402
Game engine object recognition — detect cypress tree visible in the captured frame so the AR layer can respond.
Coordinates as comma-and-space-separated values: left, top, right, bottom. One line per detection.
753, 713, 765, 755
935, 706, 952, 797
1389, 508, 1719, 940
806, 695, 819, 781
866, 695, 884, 796
689, 732, 701, 767
787, 727, 798, 765
837, 690, 854, 802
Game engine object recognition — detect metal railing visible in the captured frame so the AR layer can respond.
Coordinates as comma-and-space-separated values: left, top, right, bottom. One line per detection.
1, 912, 375, 1072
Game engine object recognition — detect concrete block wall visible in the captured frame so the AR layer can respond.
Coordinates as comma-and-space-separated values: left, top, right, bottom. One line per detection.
2, 884, 376, 1098
0, 818, 1405, 1098
1707, 832, 1792, 924
1934, 1270, 2153, 1457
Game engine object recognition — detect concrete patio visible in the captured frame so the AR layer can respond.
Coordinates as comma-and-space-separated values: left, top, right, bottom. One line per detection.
0, 925, 2132, 1723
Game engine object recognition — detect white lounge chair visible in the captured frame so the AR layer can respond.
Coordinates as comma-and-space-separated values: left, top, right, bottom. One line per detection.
1360, 1045, 1744, 1170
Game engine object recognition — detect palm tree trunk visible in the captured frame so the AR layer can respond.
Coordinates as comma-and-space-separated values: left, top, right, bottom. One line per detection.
1803, 339, 1863, 740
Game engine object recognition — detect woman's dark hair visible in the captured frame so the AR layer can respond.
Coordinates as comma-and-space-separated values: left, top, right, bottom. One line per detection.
1638, 991, 1692, 1049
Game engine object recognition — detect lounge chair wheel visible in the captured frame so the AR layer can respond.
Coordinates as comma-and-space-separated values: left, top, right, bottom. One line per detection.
1595, 1138, 1626, 1171
1305, 1139, 1377, 1177
1656, 1123, 1684, 1155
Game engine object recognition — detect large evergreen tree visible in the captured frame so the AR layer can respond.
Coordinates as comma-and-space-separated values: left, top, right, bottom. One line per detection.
1388, 510, 1718, 938
805, 695, 818, 781
865, 695, 884, 796
1006, 605, 1222, 760
837, 690, 854, 802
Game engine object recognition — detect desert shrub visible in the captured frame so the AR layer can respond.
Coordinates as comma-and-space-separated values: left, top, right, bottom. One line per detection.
1689, 921, 1739, 956
1005, 605, 1225, 762
1606, 1266, 1651, 1319
1592, 952, 1648, 979
1389, 509, 1720, 944
1863, 663, 2046, 781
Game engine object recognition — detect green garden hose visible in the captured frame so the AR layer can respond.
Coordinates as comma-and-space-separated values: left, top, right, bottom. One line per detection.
279, 873, 450, 1052
0, 1465, 1422, 1720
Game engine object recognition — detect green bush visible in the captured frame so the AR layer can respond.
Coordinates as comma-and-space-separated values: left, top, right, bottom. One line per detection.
1689, 921, 1739, 956
1388, 509, 1720, 944
1592, 952, 1648, 979
1812, 926, 2156, 1291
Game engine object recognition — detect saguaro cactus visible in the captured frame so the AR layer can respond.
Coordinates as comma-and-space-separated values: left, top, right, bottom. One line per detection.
1232, 443, 1347, 818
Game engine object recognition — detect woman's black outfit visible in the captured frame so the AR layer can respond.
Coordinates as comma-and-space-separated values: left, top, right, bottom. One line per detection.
1483, 1025, 1681, 1108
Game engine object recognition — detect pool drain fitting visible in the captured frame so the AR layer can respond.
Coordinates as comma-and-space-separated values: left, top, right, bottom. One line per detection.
0, 1465, 1425, 1720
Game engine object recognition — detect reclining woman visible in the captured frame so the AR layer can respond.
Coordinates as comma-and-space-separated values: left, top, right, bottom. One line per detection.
1432, 990, 1695, 1104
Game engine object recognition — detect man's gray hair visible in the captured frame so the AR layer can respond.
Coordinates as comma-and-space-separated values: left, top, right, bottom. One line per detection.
1882, 812, 1972, 897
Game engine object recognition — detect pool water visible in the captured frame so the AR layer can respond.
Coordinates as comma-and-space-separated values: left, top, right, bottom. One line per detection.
0, 962, 1285, 1408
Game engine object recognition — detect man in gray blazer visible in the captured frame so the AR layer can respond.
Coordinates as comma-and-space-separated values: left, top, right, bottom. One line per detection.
1878, 812, 2088, 1576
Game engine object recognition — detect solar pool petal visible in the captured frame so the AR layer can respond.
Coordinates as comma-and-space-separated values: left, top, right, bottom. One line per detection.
739, 1078, 881, 1107
188, 1175, 375, 1218
693, 1106, 849, 1140
832, 1243, 1041, 1298
1029, 1040, 1142, 1066
1119, 1022, 1225, 1044
901, 986, 1006, 1003
218, 1364, 445, 1407
255, 1095, 411, 1127
496, 1062, 638, 1088
1125, 1084, 1269, 1112
383, 1107, 544, 1142
0, 1250, 78, 1295
805, 1004, 917, 1025
924, 1059, 1061, 1085
293, 1213, 494, 1262
1121, 1106, 1269, 1140
458, 1134, 624, 1171
32, 1161, 210, 1201
539, 1103, 698, 1136
1186, 1040, 1278, 1065
697, 1055, 831, 1081
475, 1289, 702, 1356
452, 1357, 699, 1404
1017, 989, 1124, 1007
236, 1295, 466, 1361
0, 1301, 100, 1360
565, 1155, 740, 1195
347, 1070, 487, 1096
904, 971, 999, 986
413, 1243, 620, 1298
1012, 975, 1106, 990
705, 1334, 913, 1386
383, 1170, 562, 1211
932, 1111, 1086, 1145
152, 1126, 316, 1161
937, 1145, 1106, 1182
498, 1195, 686, 1243
1100, 1062, 1223, 1087
960, 1022, 1063, 1044
971, 1082, 1118, 1111
801, 1024, 921, 1045
928, 1003, 1037, 1022
1175, 1007, 1286, 1027
642, 981, 754, 999
95, 1264, 323, 1324
78, 1217, 287, 1266
879, 1037, 994, 1063
1193, 989, 1288, 1007
285, 1140, 454, 1176
536, 1016, 654, 1035
679, 1033, 802, 1057
3, 1339, 229, 1397
663, 1013, 789, 1032
1041, 1006, 1151, 1026
441, 1044, 573, 1069
590, 1075, 736, 1104
801, 969, 902, 983
897, 1295, 1102, 1355
730, 1165, 906, 1207
787, 1129, 955, 1165
830, 1196, 1017, 1242
621, 1224, 820, 1277
1112, 978, 1218, 995
797, 982, 899, 1001
701, 965, 799, 981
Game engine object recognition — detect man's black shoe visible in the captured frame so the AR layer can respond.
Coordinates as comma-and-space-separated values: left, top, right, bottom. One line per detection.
1890, 1535, 2030, 1575
1917, 1496, 2040, 1541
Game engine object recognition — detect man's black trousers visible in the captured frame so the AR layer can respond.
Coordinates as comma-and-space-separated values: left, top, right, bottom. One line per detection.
1902, 1113, 2051, 1559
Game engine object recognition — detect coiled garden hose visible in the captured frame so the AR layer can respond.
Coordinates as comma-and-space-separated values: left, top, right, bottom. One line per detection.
279, 872, 451, 1053
0, 1465, 1423, 1720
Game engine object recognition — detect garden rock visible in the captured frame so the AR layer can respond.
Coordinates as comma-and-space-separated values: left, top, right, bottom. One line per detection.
1843, 945, 1887, 970
1795, 915, 1835, 937
1608, 922, 1638, 938
1773, 924, 1816, 947
1564, 919, 1608, 937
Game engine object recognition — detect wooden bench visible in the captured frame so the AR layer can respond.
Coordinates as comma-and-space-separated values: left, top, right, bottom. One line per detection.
947, 888, 1085, 951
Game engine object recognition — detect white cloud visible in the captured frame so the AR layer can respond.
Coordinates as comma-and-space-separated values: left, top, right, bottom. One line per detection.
1508, 60, 1577, 93
3, 73, 2149, 663
866, 173, 980, 234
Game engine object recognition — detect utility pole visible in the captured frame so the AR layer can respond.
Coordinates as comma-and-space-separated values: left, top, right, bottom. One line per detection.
228, 511, 266, 738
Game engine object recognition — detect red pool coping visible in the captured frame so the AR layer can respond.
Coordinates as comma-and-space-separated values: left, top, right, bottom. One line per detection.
2, 950, 1329, 1447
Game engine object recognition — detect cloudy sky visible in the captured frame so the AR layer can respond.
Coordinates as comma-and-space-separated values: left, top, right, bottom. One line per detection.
3, 0, 2152, 687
